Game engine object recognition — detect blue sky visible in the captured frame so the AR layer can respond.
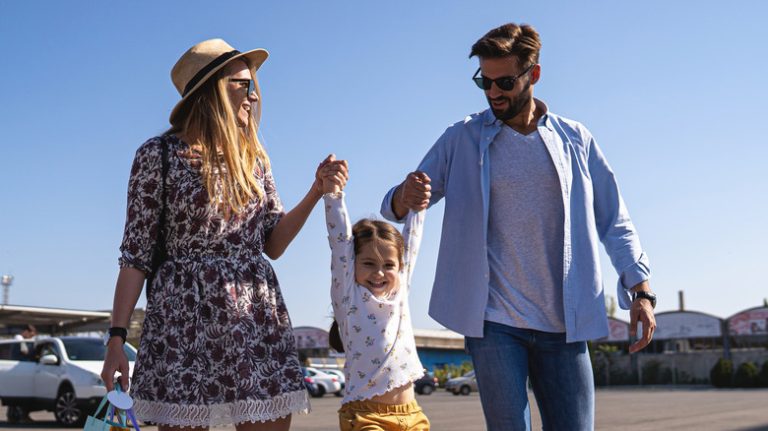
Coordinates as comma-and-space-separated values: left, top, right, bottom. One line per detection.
1, 1, 766, 331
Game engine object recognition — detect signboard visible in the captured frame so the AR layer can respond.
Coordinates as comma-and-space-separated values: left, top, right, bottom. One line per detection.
602, 318, 629, 341
293, 326, 329, 349
728, 308, 768, 336
653, 312, 722, 340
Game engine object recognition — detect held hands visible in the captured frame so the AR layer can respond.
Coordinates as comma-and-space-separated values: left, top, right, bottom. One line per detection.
629, 281, 657, 353
316, 154, 349, 195
101, 337, 130, 392
396, 171, 431, 212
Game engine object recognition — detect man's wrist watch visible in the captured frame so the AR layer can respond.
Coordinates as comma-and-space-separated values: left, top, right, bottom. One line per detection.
103, 327, 128, 346
632, 291, 657, 309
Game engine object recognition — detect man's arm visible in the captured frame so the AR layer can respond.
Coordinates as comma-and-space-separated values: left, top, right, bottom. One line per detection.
381, 136, 448, 222
587, 133, 654, 352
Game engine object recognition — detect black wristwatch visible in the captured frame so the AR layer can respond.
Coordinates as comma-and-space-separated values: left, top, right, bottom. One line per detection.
103, 327, 128, 346
632, 291, 657, 309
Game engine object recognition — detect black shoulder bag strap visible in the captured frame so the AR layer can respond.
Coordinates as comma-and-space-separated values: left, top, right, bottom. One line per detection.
146, 138, 170, 296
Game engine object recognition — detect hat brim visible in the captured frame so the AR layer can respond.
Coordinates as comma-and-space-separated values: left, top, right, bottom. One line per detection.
169, 48, 268, 126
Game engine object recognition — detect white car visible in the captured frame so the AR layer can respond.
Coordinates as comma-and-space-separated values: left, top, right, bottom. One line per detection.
0, 336, 136, 426
302, 367, 342, 398
318, 368, 345, 397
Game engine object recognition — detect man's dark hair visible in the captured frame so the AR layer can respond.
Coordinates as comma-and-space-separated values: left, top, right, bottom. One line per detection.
469, 23, 542, 68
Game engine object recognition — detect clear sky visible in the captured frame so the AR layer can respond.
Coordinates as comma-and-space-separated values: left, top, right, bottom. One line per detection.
1, 1, 766, 332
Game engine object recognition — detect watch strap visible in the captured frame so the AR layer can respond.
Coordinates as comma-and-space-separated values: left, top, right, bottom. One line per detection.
632, 291, 656, 309
108, 327, 128, 344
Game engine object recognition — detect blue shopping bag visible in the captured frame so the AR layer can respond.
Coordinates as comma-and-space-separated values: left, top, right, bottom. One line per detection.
83, 386, 140, 431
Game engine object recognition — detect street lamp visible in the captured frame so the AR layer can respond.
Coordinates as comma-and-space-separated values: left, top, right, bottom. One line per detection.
1, 274, 13, 305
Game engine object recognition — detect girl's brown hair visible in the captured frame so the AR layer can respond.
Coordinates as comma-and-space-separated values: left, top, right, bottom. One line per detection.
329, 219, 405, 353
351, 219, 405, 267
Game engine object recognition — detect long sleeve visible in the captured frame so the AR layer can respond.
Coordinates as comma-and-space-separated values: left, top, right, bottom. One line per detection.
401, 209, 425, 288
587, 134, 650, 309
324, 192, 355, 304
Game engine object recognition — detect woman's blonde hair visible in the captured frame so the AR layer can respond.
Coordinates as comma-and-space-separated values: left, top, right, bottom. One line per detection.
169, 63, 270, 216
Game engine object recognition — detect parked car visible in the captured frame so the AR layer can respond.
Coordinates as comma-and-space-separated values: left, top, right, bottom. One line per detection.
414, 370, 439, 395
302, 367, 341, 398
318, 368, 345, 397
0, 336, 137, 426
444, 370, 478, 396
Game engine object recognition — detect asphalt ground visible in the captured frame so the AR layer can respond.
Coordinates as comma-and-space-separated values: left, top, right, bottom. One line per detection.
1, 387, 767, 430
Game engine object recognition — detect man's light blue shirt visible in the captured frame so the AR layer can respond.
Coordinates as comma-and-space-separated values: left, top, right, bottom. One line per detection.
381, 101, 650, 342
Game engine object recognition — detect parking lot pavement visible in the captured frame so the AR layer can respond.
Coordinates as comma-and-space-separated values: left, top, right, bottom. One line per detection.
2, 388, 767, 430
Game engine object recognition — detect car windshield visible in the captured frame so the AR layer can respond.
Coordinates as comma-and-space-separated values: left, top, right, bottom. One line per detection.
61, 339, 136, 361
464, 370, 475, 378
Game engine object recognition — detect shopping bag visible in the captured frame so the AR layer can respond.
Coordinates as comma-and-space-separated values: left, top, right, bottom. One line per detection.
83, 386, 139, 431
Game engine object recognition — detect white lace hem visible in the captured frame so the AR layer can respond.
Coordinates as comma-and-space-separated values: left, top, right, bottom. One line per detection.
133, 390, 310, 428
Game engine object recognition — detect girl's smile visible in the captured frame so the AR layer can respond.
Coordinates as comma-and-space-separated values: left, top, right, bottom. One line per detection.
354, 241, 400, 298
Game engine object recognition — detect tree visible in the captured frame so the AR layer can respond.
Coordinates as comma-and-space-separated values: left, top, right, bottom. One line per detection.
605, 295, 617, 318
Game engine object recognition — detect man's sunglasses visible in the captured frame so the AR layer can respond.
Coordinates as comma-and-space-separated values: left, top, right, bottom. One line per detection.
229, 78, 256, 97
472, 64, 535, 91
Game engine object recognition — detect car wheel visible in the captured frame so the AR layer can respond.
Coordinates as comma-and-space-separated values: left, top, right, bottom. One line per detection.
421, 385, 434, 395
334, 390, 344, 397
311, 385, 326, 398
6, 405, 25, 423
460, 385, 471, 396
54, 386, 85, 427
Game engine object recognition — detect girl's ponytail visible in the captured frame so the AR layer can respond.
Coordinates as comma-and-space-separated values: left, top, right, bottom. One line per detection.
329, 320, 344, 353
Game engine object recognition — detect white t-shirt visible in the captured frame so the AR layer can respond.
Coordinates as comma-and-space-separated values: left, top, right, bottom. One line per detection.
324, 193, 425, 403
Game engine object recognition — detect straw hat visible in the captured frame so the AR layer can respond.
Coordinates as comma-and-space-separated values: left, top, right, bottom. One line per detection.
169, 38, 268, 125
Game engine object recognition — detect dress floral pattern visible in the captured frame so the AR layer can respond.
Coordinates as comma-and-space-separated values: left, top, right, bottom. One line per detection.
119, 135, 309, 427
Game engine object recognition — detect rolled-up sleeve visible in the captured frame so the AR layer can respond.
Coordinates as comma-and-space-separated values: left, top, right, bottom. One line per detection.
587, 134, 651, 310
118, 140, 164, 273
261, 169, 285, 240
381, 132, 449, 223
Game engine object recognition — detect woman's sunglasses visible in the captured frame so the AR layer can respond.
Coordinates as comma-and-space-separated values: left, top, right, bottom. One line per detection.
229, 78, 256, 97
472, 64, 535, 91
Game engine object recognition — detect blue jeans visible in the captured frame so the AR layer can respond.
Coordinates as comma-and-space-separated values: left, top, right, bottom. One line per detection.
465, 321, 594, 431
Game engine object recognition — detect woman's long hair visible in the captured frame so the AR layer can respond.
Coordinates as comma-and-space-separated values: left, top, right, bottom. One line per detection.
169, 65, 269, 216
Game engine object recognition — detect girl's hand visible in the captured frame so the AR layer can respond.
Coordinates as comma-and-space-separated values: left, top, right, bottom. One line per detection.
313, 154, 335, 195
320, 157, 349, 194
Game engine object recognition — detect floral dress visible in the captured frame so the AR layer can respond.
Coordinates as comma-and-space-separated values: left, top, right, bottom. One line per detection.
118, 135, 309, 427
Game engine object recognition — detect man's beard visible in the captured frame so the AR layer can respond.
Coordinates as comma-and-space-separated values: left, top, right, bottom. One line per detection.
488, 81, 531, 122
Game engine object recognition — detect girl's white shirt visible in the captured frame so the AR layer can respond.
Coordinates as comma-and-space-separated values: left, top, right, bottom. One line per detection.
323, 192, 425, 404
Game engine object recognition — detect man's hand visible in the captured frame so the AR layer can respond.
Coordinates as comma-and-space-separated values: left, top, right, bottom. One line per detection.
392, 171, 431, 218
629, 281, 656, 353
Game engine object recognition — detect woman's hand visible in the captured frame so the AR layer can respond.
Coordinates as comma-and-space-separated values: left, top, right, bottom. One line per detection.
314, 154, 349, 196
321, 158, 349, 194
101, 338, 130, 392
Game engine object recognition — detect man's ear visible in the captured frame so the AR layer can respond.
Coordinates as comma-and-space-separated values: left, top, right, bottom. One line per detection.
530, 64, 541, 85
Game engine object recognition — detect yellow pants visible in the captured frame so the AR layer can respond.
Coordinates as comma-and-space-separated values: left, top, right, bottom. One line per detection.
338, 399, 430, 431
